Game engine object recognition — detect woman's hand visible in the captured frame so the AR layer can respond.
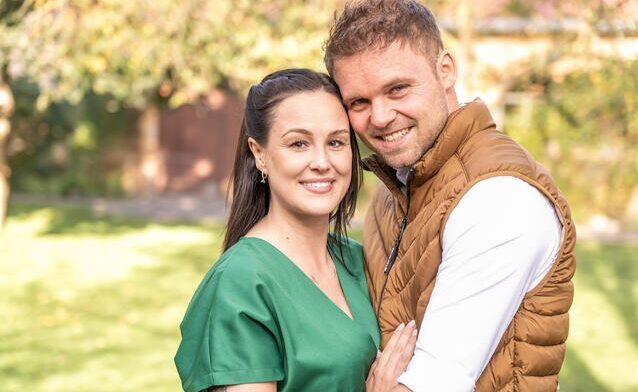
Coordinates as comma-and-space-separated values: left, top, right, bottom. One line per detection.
366, 320, 417, 392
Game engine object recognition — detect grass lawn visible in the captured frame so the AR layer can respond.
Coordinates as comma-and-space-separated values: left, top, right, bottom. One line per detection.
1, 202, 636, 391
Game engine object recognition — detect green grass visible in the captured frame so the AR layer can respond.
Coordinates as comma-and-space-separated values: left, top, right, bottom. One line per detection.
1, 202, 636, 391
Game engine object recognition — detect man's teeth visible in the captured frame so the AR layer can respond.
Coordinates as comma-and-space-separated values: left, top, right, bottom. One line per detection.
381, 127, 410, 142
305, 182, 331, 189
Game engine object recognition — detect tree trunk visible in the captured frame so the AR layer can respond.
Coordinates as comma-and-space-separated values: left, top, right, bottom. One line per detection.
455, 0, 475, 100
0, 82, 15, 229
625, 185, 638, 231
138, 105, 163, 195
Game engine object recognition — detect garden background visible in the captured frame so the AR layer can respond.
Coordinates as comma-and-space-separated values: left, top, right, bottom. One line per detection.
1, 0, 637, 391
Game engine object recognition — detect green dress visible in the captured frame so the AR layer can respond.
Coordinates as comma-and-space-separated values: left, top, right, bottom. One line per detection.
175, 237, 380, 392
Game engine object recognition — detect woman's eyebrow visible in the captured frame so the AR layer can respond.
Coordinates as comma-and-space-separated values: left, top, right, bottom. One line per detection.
282, 129, 349, 137
329, 129, 350, 136
281, 129, 311, 137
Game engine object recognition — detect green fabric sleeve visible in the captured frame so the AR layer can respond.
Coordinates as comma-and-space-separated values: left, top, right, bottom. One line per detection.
176, 253, 284, 392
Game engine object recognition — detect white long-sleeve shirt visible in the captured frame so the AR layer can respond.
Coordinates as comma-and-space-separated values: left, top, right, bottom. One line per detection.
396, 176, 563, 392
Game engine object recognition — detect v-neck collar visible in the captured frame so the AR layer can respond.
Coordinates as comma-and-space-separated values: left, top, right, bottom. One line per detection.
241, 236, 361, 322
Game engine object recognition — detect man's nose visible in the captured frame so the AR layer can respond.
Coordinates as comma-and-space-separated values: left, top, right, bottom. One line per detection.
370, 99, 395, 130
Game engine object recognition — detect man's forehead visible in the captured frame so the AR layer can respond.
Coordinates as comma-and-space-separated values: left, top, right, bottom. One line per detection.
334, 40, 427, 68
332, 43, 427, 92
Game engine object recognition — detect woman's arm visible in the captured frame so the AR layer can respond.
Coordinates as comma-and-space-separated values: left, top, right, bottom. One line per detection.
210, 382, 277, 392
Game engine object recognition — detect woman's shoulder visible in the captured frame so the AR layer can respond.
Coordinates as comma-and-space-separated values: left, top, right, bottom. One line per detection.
185, 238, 277, 313
344, 236, 363, 254
213, 237, 279, 283
330, 234, 363, 252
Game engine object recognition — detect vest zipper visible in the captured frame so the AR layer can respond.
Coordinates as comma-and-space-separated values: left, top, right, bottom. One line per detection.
375, 169, 413, 318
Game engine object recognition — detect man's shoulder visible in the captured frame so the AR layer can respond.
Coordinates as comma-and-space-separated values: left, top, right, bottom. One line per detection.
457, 128, 540, 179
366, 183, 396, 220
444, 176, 561, 244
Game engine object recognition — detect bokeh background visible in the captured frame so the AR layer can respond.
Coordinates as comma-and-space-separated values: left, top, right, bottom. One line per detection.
1, 0, 637, 390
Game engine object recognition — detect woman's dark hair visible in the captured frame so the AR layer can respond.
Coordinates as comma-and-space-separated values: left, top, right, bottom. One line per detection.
223, 68, 362, 262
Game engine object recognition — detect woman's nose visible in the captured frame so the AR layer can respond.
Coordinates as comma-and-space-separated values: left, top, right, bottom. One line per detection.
309, 148, 330, 171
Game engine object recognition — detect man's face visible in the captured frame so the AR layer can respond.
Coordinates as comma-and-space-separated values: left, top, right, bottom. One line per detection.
332, 41, 451, 169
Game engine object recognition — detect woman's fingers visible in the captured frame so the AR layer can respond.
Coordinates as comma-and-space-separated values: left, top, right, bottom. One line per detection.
386, 320, 416, 368
392, 323, 417, 373
366, 351, 380, 382
403, 327, 417, 361
376, 321, 417, 374
367, 322, 417, 391
376, 322, 406, 369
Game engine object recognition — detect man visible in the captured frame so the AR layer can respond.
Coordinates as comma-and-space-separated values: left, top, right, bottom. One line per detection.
324, 1, 575, 391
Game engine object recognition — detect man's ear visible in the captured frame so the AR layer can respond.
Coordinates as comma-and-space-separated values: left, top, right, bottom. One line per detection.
436, 49, 457, 91
247, 137, 266, 171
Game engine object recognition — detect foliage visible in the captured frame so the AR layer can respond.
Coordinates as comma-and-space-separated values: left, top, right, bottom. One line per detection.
505, 57, 638, 221
0, 0, 340, 109
2, 0, 638, 218
0, 0, 342, 197
430, 0, 638, 21
7, 79, 135, 196
1, 202, 637, 390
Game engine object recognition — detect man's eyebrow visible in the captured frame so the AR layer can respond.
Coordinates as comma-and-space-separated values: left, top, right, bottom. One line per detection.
381, 77, 412, 90
341, 95, 361, 105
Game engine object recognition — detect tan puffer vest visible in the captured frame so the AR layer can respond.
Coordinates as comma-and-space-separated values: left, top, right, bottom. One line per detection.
362, 99, 576, 391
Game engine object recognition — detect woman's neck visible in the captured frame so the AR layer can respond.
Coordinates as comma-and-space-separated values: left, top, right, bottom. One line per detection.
246, 206, 332, 271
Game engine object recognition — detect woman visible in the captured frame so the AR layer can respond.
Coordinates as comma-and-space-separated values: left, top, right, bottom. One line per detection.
175, 69, 416, 392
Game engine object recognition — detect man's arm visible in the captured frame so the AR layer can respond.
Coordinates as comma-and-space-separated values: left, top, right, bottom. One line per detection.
397, 176, 562, 391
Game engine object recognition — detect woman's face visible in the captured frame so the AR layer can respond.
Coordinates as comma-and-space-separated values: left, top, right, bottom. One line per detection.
250, 90, 352, 220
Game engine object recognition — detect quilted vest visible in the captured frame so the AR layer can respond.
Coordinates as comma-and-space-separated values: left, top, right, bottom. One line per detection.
362, 99, 576, 391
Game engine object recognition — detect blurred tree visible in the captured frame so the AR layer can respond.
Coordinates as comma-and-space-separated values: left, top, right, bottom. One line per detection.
502, 1, 638, 225
506, 57, 638, 224
1, 0, 339, 107
433, 0, 638, 225
1, 0, 637, 225
0, 80, 13, 228
0, 0, 26, 228
7, 80, 137, 198
0, 0, 340, 204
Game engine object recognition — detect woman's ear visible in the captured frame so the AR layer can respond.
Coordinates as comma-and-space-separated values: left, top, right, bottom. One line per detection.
247, 137, 266, 171
436, 49, 457, 91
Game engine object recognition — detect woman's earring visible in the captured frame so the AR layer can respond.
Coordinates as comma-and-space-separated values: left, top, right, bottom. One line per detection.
260, 170, 268, 184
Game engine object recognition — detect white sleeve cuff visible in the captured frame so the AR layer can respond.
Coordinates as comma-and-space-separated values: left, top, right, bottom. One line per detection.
397, 349, 475, 392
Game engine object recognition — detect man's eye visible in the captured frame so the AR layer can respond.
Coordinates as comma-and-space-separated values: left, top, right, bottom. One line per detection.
389, 85, 408, 95
349, 99, 367, 110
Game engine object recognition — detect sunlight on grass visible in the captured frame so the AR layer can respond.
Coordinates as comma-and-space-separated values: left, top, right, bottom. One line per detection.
558, 241, 638, 392
1, 202, 636, 391
0, 202, 224, 391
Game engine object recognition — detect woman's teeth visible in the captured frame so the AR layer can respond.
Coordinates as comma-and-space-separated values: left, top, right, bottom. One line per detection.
305, 182, 331, 189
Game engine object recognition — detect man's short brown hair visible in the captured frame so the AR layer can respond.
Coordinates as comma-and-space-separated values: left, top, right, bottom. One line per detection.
324, 0, 443, 75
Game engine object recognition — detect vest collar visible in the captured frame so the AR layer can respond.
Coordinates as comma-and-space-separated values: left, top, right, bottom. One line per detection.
362, 98, 496, 190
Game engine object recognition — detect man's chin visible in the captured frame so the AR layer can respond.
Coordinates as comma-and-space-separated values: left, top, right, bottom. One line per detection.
379, 154, 419, 171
